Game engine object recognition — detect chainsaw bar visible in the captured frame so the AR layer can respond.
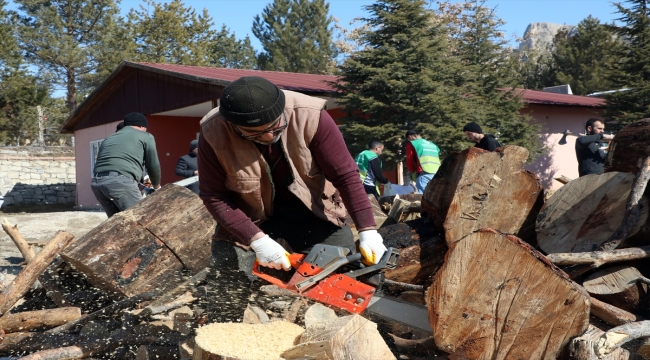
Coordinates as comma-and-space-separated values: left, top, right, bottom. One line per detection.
365, 293, 432, 334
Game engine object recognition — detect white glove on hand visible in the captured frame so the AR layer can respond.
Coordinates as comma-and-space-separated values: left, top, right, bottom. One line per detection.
358, 230, 388, 265
250, 235, 291, 271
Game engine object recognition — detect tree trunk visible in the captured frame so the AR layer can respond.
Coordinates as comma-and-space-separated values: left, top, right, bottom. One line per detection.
0, 231, 75, 316
605, 118, 650, 175
536, 172, 649, 254
378, 218, 447, 286
194, 322, 305, 360
422, 146, 543, 247
568, 325, 635, 360
281, 315, 395, 360
428, 229, 590, 359
61, 184, 216, 297
0, 307, 81, 333
583, 266, 648, 313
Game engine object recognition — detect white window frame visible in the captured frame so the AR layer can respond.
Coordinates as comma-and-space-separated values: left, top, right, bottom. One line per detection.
90, 139, 104, 177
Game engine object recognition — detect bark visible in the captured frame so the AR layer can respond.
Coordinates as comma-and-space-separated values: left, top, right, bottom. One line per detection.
590, 297, 640, 326
547, 246, 650, 267
429, 229, 590, 359
1, 218, 34, 262
0, 231, 75, 316
0, 307, 81, 333
536, 172, 648, 254
596, 321, 650, 357
387, 334, 444, 357
583, 266, 648, 313
422, 146, 543, 246
568, 325, 635, 360
604, 118, 650, 175
61, 184, 216, 297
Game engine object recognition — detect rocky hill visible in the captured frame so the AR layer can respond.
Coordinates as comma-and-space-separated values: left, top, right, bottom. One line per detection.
518, 22, 577, 51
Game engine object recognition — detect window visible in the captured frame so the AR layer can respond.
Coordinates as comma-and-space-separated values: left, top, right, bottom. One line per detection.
90, 139, 104, 177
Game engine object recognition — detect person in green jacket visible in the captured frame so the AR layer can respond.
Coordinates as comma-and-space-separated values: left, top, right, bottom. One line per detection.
355, 139, 389, 200
91, 112, 161, 217
405, 130, 441, 193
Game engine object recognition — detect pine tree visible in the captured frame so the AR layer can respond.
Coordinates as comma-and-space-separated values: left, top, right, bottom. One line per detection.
12, 0, 125, 113
604, 0, 650, 130
252, 0, 337, 74
210, 25, 257, 69
551, 16, 621, 96
0, 0, 19, 71
453, 0, 541, 159
333, 0, 467, 167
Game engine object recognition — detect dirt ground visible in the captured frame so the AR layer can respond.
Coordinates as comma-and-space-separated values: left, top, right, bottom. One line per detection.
0, 206, 107, 274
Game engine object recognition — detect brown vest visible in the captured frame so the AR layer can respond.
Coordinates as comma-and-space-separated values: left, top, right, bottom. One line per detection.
200, 90, 348, 229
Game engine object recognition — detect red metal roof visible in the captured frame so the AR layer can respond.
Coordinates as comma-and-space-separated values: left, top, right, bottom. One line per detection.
512, 88, 605, 108
137, 62, 337, 93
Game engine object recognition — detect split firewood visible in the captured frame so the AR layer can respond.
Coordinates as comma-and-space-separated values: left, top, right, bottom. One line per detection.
243, 305, 270, 325
143, 291, 196, 315
282, 299, 303, 323
595, 321, 650, 357
303, 303, 338, 329
536, 172, 649, 254
422, 146, 543, 246
388, 198, 421, 223
590, 297, 640, 326
583, 266, 648, 313
429, 229, 590, 359
0, 307, 81, 333
604, 118, 650, 175
568, 324, 635, 360
194, 322, 305, 360
387, 334, 443, 357
281, 315, 395, 360
547, 246, 650, 267
379, 219, 447, 286
1, 217, 35, 262
379, 194, 422, 213
0, 231, 74, 316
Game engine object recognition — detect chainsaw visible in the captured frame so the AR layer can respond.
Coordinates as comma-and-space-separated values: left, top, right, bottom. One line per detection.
252, 244, 432, 333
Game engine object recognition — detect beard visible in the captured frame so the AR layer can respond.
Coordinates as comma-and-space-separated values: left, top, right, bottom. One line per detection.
253, 132, 282, 145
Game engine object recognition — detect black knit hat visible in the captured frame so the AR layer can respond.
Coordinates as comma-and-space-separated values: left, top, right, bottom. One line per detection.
463, 121, 483, 134
189, 140, 199, 151
219, 76, 286, 126
123, 112, 148, 128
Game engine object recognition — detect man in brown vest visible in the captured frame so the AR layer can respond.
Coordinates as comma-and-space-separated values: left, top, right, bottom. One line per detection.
198, 76, 387, 279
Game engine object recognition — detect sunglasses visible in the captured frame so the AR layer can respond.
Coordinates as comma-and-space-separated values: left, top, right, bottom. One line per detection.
234, 114, 288, 140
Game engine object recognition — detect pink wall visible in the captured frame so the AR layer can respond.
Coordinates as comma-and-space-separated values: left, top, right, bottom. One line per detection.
522, 104, 604, 190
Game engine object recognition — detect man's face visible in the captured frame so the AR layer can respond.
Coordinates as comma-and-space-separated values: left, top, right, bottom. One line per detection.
587, 121, 605, 135
464, 131, 480, 142
234, 115, 287, 145
374, 145, 384, 155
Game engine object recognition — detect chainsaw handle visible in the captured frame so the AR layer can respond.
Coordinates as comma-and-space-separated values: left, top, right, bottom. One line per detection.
251, 253, 305, 289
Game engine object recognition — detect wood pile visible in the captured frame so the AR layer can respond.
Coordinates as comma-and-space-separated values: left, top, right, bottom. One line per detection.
6, 134, 650, 358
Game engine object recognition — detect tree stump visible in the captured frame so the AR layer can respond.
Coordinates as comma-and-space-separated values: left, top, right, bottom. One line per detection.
281, 315, 395, 360
605, 118, 650, 175
583, 266, 648, 313
536, 172, 649, 254
428, 229, 590, 359
193, 322, 304, 360
61, 184, 216, 297
422, 146, 543, 246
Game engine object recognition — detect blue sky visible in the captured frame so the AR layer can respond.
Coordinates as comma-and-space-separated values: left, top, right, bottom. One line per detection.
114, 0, 622, 49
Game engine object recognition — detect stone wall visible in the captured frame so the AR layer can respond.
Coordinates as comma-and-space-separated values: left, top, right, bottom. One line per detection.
0, 147, 76, 207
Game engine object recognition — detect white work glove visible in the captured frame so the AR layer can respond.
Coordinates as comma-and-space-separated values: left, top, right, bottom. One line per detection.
250, 235, 291, 271
358, 230, 388, 265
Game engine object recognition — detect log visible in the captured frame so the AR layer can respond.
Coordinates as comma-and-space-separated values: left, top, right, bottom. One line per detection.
61, 184, 216, 297
590, 297, 640, 326
547, 246, 650, 267
378, 218, 447, 286
194, 322, 305, 360
428, 229, 590, 359
0, 307, 81, 333
281, 315, 395, 360
604, 118, 650, 175
1, 217, 34, 262
0, 231, 74, 316
536, 172, 649, 254
583, 266, 648, 313
568, 324, 634, 360
387, 198, 421, 223
596, 321, 650, 357
422, 146, 543, 246
387, 334, 443, 357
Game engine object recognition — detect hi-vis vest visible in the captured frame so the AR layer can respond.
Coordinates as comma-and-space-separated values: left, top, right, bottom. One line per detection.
410, 138, 441, 180
355, 150, 380, 187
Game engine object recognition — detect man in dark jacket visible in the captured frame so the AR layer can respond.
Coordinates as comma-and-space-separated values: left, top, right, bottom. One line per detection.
92, 112, 161, 217
175, 140, 199, 194
463, 121, 500, 151
575, 118, 614, 177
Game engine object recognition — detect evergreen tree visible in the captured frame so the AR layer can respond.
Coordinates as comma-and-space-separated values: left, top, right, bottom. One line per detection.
12, 0, 126, 113
0, 0, 19, 71
551, 16, 621, 96
0, 69, 51, 145
253, 0, 337, 74
333, 0, 467, 166
604, 0, 650, 130
454, 0, 541, 158
127, 0, 215, 66
210, 25, 257, 69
